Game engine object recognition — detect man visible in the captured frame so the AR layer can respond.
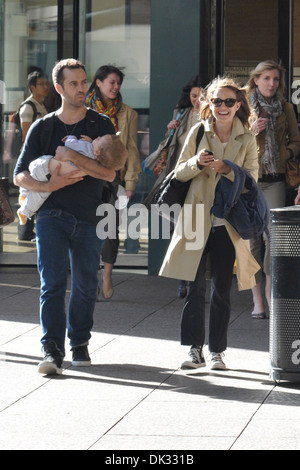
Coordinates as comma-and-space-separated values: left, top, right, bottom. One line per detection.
20, 71, 50, 142
17, 70, 50, 241
14, 59, 116, 375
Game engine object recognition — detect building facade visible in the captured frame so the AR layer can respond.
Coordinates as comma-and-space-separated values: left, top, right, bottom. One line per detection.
0, 0, 299, 272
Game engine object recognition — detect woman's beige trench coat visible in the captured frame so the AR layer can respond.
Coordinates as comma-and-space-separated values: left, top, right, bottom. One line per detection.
159, 116, 261, 291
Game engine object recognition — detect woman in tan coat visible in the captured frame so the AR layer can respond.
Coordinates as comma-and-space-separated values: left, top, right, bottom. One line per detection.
86, 65, 141, 299
160, 77, 260, 370
246, 60, 300, 319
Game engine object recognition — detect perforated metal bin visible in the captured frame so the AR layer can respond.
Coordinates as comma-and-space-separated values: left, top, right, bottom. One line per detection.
270, 206, 300, 382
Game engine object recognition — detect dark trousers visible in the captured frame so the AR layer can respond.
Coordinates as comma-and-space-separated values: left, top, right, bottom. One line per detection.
181, 226, 235, 353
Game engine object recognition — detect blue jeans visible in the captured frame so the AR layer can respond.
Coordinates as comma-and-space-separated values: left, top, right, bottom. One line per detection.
36, 209, 103, 354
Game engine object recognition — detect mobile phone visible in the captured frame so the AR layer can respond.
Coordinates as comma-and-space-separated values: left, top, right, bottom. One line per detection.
204, 149, 214, 155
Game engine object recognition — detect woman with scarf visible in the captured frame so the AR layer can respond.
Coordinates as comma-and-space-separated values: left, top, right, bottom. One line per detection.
246, 60, 300, 319
86, 65, 141, 299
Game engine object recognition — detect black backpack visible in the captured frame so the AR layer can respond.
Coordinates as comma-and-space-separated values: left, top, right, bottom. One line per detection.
11, 100, 38, 154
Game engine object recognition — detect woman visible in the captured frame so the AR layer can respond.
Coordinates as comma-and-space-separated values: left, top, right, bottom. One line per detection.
86, 65, 141, 299
246, 60, 300, 319
145, 75, 203, 184
165, 75, 204, 174
160, 77, 260, 370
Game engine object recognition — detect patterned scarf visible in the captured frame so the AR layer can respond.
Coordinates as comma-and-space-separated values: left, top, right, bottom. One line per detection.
250, 88, 282, 175
85, 91, 121, 131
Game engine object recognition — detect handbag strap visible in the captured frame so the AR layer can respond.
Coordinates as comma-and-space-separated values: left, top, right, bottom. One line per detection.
165, 109, 184, 144
195, 123, 204, 151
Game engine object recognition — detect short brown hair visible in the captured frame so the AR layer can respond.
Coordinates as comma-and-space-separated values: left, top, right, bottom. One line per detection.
52, 58, 86, 87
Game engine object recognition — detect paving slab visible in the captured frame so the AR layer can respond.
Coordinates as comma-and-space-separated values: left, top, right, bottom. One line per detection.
0, 267, 300, 451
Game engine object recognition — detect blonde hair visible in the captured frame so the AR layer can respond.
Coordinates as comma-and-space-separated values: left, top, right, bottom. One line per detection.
246, 60, 286, 97
199, 76, 252, 128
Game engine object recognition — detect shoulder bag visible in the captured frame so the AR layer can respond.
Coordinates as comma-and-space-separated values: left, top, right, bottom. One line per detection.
286, 157, 300, 188
154, 123, 204, 215
143, 110, 183, 178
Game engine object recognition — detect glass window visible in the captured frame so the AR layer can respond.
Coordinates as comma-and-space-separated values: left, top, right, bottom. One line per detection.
82, 0, 150, 108
0, 0, 58, 264
81, 0, 151, 267
0, 0, 151, 268
224, 0, 278, 85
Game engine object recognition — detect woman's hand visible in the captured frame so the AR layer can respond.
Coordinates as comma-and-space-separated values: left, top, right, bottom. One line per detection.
253, 117, 269, 134
125, 190, 135, 199
295, 187, 300, 205
197, 149, 231, 174
167, 120, 180, 131
209, 159, 231, 174
197, 149, 215, 168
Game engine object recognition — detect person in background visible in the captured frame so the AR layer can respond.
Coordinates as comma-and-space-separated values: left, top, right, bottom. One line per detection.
164, 75, 204, 174
246, 60, 300, 319
20, 71, 50, 241
86, 65, 141, 300
160, 77, 259, 371
19, 71, 50, 142
144, 75, 204, 298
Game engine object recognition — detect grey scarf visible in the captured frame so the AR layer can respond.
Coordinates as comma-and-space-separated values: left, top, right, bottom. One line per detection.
250, 88, 282, 175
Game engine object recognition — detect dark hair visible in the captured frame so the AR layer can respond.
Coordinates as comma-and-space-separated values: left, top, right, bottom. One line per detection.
52, 58, 86, 87
176, 75, 205, 109
87, 65, 125, 102
27, 71, 45, 91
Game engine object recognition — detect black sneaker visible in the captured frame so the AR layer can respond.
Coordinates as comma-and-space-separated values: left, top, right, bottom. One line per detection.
71, 345, 91, 367
181, 345, 206, 369
38, 341, 64, 375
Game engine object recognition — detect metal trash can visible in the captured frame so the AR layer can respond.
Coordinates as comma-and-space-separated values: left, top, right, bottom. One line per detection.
270, 206, 300, 382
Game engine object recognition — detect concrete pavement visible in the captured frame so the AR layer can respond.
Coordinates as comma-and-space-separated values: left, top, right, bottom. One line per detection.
0, 266, 300, 451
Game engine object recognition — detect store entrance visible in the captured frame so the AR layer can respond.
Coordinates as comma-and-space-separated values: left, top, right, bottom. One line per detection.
0, 0, 151, 267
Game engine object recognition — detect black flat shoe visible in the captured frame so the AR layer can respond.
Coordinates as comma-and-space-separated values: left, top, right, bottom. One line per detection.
251, 311, 267, 319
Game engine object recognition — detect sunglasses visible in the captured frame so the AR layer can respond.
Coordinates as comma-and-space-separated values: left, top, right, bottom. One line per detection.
210, 98, 238, 108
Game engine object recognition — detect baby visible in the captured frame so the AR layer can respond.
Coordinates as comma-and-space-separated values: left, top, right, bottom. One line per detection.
17, 134, 127, 224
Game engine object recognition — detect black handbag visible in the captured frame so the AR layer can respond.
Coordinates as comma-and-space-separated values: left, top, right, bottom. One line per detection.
0, 178, 15, 228
153, 124, 204, 220
154, 170, 191, 207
